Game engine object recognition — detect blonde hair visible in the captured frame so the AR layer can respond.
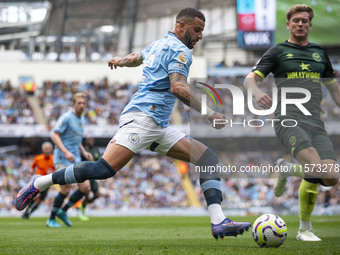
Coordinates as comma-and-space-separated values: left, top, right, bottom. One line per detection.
72, 92, 86, 104
287, 4, 314, 22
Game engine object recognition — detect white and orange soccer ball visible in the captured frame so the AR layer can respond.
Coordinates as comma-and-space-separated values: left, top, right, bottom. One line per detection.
252, 214, 287, 247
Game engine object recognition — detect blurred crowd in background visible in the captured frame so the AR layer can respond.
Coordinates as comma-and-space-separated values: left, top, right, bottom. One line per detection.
0, 72, 340, 215
1, 73, 340, 126
1, 150, 339, 214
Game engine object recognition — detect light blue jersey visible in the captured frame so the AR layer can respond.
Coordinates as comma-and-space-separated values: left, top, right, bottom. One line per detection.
53, 111, 85, 166
122, 31, 192, 127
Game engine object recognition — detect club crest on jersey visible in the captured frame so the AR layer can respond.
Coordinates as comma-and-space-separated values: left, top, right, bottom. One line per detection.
128, 133, 140, 144
312, 53, 321, 62
151, 105, 156, 111
289, 136, 296, 146
178, 52, 187, 63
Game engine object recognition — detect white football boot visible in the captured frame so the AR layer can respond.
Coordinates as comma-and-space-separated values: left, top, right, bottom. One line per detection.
296, 229, 321, 241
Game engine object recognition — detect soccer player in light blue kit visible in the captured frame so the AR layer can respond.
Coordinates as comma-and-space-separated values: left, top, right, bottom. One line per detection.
46, 92, 93, 227
16, 8, 251, 239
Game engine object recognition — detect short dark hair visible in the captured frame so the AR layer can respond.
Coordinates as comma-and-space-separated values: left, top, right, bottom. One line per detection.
287, 4, 314, 22
176, 7, 205, 23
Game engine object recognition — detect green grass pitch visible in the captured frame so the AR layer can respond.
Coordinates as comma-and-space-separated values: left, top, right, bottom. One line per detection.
0, 215, 339, 254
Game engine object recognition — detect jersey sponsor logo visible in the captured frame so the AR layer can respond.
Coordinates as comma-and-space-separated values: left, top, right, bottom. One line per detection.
287, 71, 320, 80
287, 62, 320, 82
178, 52, 187, 63
312, 53, 321, 62
238, 31, 274, 49
300, 62, 310, 71
176, 63, 185, 69
286, 53, 294, 59
128, 133, 140, 144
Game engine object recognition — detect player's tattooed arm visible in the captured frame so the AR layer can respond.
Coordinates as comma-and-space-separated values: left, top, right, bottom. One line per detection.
108, 52, 143, 69
170, 73, 226, 129
170, 72, 225, 129
169, 72, 201, 112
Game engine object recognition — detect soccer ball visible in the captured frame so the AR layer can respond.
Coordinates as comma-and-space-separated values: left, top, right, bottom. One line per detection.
252, 214, 287, 247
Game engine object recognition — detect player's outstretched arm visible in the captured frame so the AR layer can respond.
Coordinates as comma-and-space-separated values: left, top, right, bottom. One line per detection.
169, 72, 225, 129
244, 72, 273, 110
108, 52, 143, 69
325, 81, 340, 107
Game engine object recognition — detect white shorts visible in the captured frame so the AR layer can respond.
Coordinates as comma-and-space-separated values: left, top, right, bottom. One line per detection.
111, 111, 186, 155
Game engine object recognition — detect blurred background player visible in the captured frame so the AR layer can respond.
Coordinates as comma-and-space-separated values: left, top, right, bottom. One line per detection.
244, 4, 340, 241
47, 92, 93, 227
22, 141, 55, 219
16, 7, 251, 239
76, 137, 101, 221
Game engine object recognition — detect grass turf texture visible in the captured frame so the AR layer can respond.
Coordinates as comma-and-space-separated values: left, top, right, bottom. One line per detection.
0, 216, 339, 255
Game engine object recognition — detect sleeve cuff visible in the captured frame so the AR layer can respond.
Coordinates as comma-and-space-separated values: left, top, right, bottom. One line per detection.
253, 70, 266, 80
323, 78, 337, 85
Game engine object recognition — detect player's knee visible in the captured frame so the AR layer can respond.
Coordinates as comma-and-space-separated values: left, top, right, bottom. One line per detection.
195, 147, 218, 166
196, 148, 220, 182
60, 185, 71, 195
322, 177, 338, 187
321, 169, 339, 186
79, 183, 91, 194
74, 158, 116, 183
93, 192, 100, 199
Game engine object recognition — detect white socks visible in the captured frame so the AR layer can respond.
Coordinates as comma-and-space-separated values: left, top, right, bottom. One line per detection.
208, 204, 225, 224
300, 220, 312, 230
34, 174, 53, 191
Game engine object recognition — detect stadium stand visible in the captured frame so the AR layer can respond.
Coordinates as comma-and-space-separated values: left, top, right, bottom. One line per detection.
1, 149, 340, 216
0, 80, 35, 124
0, 74, 339, 216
